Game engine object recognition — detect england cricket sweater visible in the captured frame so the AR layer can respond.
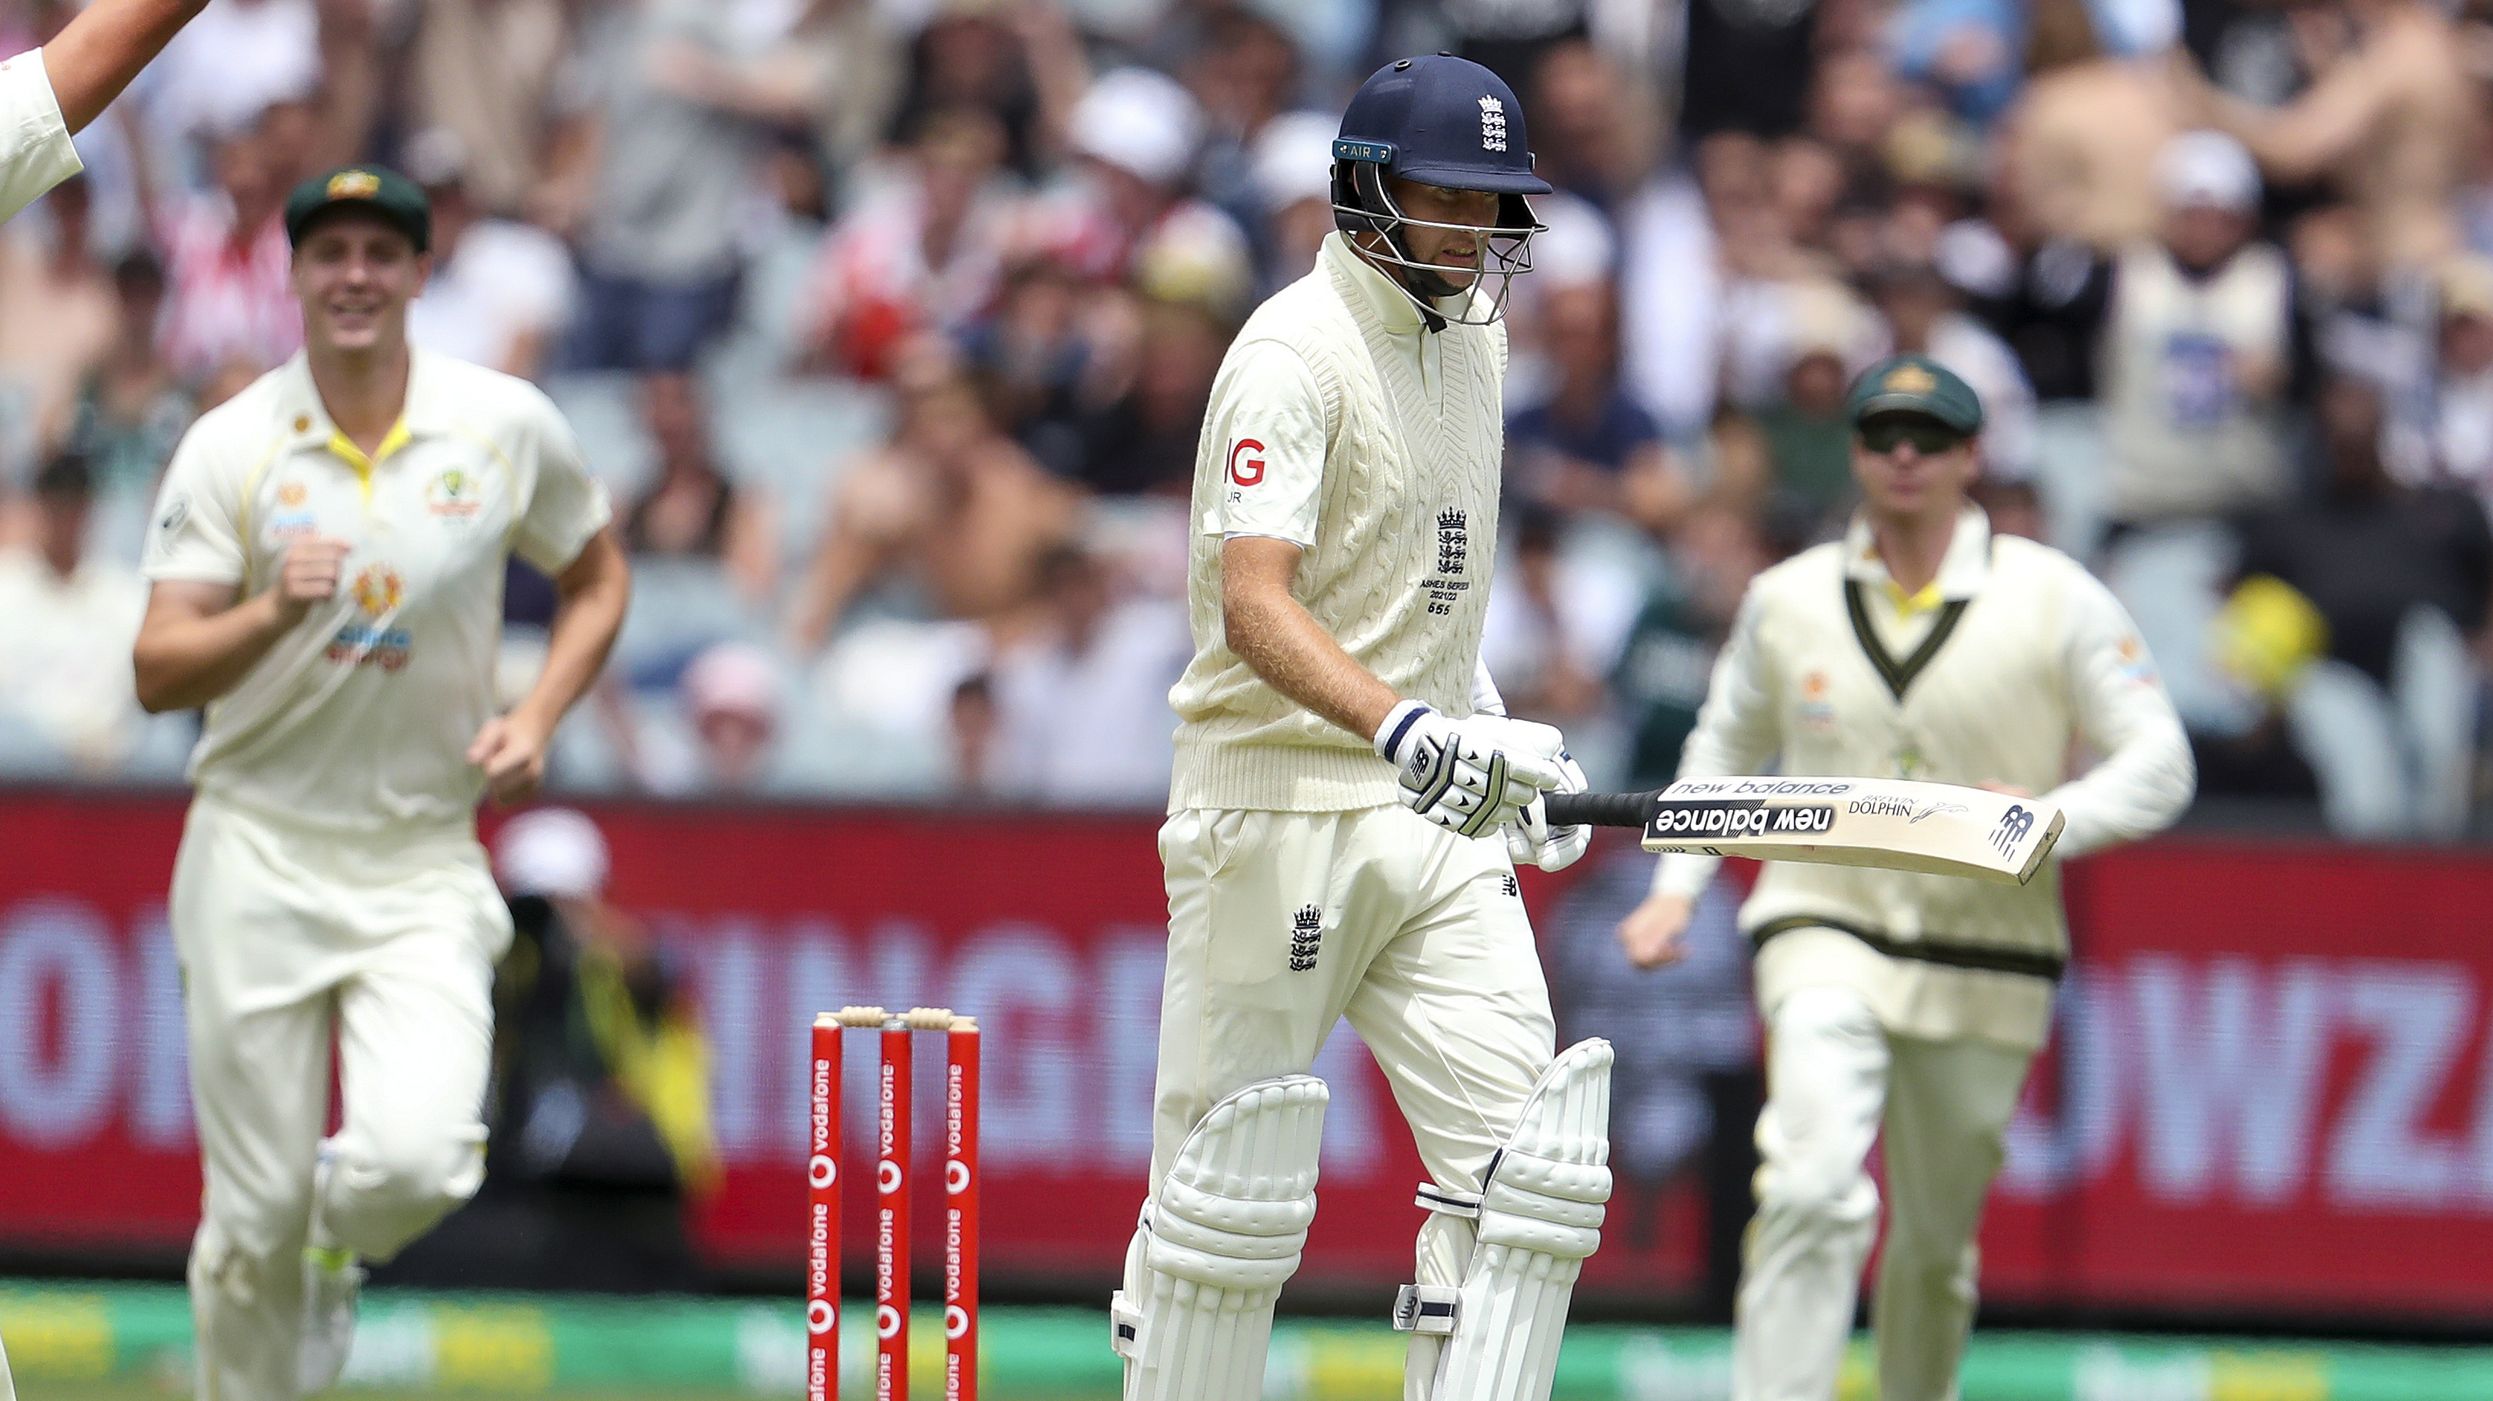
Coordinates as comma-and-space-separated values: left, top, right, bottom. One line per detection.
1165, 233, 1508, 813
1653, 508, 2195, 1048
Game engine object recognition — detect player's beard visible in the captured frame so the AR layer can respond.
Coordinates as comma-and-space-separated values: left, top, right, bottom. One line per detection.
1395, 245, 1477, 301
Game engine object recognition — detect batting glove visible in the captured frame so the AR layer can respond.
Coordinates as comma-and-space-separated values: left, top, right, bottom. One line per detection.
1506, 749, 1592, 873
1375, 701, 1567, 838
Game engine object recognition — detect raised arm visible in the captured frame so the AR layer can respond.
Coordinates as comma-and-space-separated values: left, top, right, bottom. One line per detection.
38, 0, 210, 133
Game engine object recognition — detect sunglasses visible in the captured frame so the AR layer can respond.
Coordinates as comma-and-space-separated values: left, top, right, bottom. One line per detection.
1858, 419, 1966, 454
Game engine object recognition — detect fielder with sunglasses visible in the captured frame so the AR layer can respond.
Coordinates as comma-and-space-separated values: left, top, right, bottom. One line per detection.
1111, 54, 1612, 1401
1614, 355, 2197, 1401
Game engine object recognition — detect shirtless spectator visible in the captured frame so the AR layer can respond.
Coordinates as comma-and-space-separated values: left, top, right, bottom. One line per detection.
2181, 0, 2483, 273
785, 338, 1080, 651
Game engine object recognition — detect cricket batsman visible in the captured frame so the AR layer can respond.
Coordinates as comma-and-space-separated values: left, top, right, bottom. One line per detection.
131, 165, 630, 1398
1111, 54, 1614, 1401
1616, 357, 2196, 1400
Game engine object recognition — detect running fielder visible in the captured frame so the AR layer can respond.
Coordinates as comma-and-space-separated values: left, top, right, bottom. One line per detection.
1615, 357, 2195, 1401
1112, 55, 1613, 1401
131, 166, 630, 1398
0, 0, 215, 223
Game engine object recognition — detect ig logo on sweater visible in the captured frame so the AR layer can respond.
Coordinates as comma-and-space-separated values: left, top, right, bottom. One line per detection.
1226, 438, 1266, 490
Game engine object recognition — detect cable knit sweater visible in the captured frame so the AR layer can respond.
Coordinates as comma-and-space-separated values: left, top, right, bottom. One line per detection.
1167, 234, 1509, 813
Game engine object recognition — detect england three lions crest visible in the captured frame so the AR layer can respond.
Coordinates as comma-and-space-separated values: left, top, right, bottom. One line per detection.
1478, 95, 1508, 153
1436, 509, 1468, 576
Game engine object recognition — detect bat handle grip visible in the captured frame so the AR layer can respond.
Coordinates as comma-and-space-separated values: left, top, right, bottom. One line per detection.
1542, 789, 1661, 829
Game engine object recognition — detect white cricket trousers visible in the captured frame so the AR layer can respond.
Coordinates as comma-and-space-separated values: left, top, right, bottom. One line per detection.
171, 793, 510, 1401
1733, 984, 2034, 1401
1136, 805, 1556, 1391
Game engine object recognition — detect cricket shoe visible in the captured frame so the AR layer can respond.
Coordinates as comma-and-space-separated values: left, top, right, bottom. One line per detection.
298, 1243, 364, 1393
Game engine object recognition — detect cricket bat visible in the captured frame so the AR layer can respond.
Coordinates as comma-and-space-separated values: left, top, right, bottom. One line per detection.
1543, 776, 2065, 886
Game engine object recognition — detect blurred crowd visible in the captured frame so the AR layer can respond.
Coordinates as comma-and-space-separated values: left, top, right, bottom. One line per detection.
4, 0, 2493, 840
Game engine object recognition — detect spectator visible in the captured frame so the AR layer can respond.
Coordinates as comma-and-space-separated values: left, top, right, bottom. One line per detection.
1890, 0, 2178, 126
0, 174, 115, 467
406, 0, 574, 220
1616, 149, 1726, 442
149, 0, 319, 145
785, 339, 1081, 651
1527, 38, 1661, 216
1480, 504, 1644, 734
1058, 289, 1234, 497
946, 669, 1000, 796
154, 108, 300, 381
2080, 131, 2300, 539
1999, 0, 2180, 249
669, 641, 786, 795
1506, 280, 1689, 532
797, 106, 1012, 382
1242, 108, 1338, 290
1756, 303, 1870, 529
1807, 45, 1908, 181
959, 252, 1094, 462
767, 0, 906, 188
987, 543, 1189, 805
1611, 501, 1786, 790
2224, 374, 2491, 839
552, 0, 775, 373
454, 807, 715, 1290
2183, 0, 2481, 275
884, 2, 1076, 180
403, 129, 577, 382
55, 251, 191, 498
0, 454, 148, 772
1029, 66, 1248, 290
1677, 0, 1819, 140
1184, 7, 1303, 239
2428, 255, 2493, 507
618, 371, 779, 607
1864, 253, 2040, 481
1428, 0, 1593, 102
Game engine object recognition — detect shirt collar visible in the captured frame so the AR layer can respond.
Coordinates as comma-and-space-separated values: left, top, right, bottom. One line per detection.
272, 348, 442, 455
1321, 231, 1480, 337
1843, 504, 1994, 601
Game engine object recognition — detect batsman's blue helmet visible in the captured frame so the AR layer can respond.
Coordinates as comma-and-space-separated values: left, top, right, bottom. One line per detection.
1332, 53, 1549, 325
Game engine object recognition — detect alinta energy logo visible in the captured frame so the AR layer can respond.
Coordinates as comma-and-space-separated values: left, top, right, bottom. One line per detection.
350, 563, 403, 617
328, 564, 413, 670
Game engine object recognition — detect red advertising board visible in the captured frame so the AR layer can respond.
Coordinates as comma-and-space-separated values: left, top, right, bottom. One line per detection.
0, 792, 1705, 1302
1984, 841, 2493, 1317
9, 789, 2493, 1322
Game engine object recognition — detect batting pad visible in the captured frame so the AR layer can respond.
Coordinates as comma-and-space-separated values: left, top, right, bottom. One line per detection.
1112, 1074, 1329, 1401
1402, 1038, 1613, 1401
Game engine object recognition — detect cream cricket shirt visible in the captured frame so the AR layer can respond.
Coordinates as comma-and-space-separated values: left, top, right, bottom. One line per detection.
0, 49, 81, 224
1654, 508, 2195, 1049
144, 350, 611, 834
1166, 232, 1509, 812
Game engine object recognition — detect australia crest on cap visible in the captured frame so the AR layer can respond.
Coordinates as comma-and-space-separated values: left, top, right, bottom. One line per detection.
327, 169, 383, 200
1883, 363, 1938, 394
